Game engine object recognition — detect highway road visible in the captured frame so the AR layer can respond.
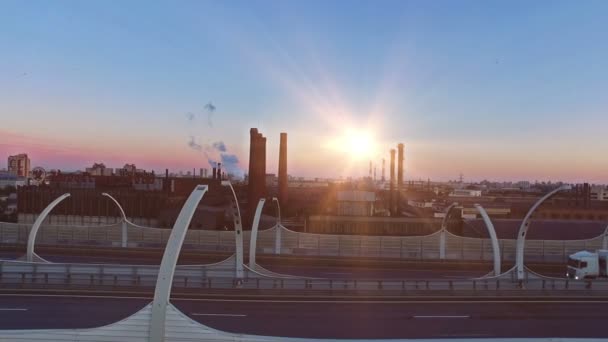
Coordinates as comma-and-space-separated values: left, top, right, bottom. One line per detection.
0, 255, 489, 279
260, 263, 489, 279
0, 251, 16, 260
0, 246, 565, 279
0, 294, 607, 339
0, 250, 492, 279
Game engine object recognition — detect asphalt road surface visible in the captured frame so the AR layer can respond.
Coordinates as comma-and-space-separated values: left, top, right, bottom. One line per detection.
0, 251, 15, 260
0, 294, 606, 339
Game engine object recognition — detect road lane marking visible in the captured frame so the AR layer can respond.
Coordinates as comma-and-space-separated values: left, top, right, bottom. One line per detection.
413, 315, 470, 319
191, 313, 247, 317
4, 293, 608, 304
0, 308, 27, 311
322, 272, 353, 275
440, 333, 492, 337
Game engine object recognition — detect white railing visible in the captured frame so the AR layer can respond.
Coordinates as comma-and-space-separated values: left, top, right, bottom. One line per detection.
1, 220, 604, 263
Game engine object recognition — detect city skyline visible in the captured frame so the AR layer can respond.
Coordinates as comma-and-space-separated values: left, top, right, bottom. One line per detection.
2, 1, 607, 183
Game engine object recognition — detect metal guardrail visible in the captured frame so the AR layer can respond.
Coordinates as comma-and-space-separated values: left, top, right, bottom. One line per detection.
2, 270, 606, 292
1, 260, 606, 293
0, 221, 604, 263
0, 261, 238, 282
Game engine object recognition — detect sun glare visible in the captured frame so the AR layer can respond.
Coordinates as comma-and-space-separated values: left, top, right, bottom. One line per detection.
326, 128, 378, 161
346, 131, 374, 160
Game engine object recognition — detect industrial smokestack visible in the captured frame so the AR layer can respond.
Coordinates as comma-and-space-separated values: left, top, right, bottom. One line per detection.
217, 163, 221, 180
382, 159, 386, 182
248, 128, 259, 187
584, 182, 590, 209
260, 137, 266, 185
278, 132, 288, 211
212, 167, 217, 180
374, 166, 377, 181
397, 143, 404, 209
249, 128, 267, 222
397, 143, 404, 188
256, 136, 267, 193
390, 149, 396, 216
249, 128, 259, 219
369, 161, 372, 179
165, 169, 169, 194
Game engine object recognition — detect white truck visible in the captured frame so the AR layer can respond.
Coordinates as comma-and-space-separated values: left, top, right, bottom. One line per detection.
566, 250, 608, 279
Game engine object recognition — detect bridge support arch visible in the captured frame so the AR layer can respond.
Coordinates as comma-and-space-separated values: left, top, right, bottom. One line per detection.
474, 204, 501, 275
26, 193, 71, 262
516, 185, 571, 280
101, 192, 128, 248
149, 185, 208, 342
439, 202, 459, 259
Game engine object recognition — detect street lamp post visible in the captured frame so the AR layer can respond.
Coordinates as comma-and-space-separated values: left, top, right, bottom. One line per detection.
515, 185, 571, 281
474, 204, 501, 275
272, 197, 282, 254
26, 193, 71, 262
221, 180, 245, 279
101, 192, 128, 248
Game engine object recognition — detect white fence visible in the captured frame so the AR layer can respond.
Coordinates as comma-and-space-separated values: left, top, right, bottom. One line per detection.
0, 221, 603, 263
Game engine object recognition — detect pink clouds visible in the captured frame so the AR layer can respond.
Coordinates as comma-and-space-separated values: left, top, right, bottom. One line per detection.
0, 129, 214, 172
0, 130, 84, 168
1, 128, 606, 183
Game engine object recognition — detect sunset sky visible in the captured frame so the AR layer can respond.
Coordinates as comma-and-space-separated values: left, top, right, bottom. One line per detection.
1, 1, 607, 183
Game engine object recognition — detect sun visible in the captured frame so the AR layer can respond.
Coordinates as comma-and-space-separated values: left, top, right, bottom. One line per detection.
326, 128, 378, 161
345, 131, 375, 160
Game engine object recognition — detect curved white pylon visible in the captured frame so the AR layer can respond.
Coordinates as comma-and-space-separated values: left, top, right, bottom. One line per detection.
439, 202, 459, 259
101, 192, 128, 248
272, 197, 282, 254
603, 224, 608, 250
516, 184, 571, 280
474, 204, 501, 275
221, 180, 244, 279
249, 198, 266, 268
272, 197, 281, 225
150, 184, 208, 342
26, 193, 71, 262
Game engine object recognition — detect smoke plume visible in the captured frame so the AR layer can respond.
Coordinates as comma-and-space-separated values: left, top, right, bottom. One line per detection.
212, 141, 227, 152
183, 103, 244, 179
187, 136, 202, 151
204, 102, 216, 127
